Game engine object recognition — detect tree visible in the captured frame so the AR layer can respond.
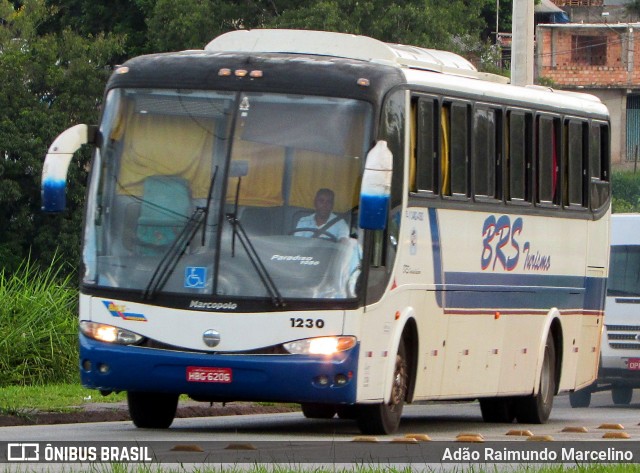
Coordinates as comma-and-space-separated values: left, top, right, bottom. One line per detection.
0, 0, 124, 274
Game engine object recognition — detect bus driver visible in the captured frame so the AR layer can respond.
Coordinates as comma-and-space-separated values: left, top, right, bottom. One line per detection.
294, 188, 350, 241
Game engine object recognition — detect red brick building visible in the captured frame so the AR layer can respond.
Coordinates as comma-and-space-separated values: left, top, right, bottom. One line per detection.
536, 23, 640, 166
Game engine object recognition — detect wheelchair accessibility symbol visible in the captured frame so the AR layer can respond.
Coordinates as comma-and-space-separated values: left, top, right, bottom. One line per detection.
184, 267, 207, 289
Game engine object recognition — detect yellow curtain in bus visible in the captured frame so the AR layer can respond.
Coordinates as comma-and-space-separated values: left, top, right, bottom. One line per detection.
225, 140, 285, 207
289, 151, 361, 212
441, 107, 450, 195
117, 112, 214, 199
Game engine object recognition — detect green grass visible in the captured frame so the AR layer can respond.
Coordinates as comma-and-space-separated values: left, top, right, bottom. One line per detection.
0, 463, 634, 472
0, 258, 78, 387
0, 383, 126, 414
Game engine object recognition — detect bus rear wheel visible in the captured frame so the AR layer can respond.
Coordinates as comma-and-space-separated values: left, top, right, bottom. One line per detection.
513, 334, 556, 424
356, 340, 408, 435
127, 391, 179, 429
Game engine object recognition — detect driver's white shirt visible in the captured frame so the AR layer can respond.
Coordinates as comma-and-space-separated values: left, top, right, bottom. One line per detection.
295, 212, 350, 240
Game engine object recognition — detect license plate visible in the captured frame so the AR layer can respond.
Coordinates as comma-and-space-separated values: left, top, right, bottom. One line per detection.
628, 358, 640, 370
186, 366, 232, 383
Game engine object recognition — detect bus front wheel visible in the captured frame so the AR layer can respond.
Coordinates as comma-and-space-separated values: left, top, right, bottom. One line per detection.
356, 339, 408, 435
513, 334, 556, 424
127, 391, 179, 429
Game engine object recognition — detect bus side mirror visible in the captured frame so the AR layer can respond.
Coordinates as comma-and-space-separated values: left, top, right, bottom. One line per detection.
41, 124, 95, 212
359, 140, 393, 230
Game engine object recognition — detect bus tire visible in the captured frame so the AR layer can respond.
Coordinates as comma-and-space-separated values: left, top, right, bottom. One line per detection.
513, 334, 556, 424
301, 403, 336, 419
127, 391, 178, 429
356, 339, 407, 435
612, 387, 633, 405
569, 389, 592, 408
479, 397, 515, 423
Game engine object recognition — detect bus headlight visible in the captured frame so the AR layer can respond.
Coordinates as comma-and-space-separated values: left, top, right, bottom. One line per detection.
80, 321, 143, 345
283, 336, 356, 355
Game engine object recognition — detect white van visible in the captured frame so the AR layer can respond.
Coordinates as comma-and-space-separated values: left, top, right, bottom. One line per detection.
570, 213, 640, 407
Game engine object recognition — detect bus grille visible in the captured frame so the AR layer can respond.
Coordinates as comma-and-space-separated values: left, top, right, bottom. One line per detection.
606, 325, 640, 350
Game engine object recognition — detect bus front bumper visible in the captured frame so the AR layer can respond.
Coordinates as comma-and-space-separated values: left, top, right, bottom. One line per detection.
79, 334, 358, 405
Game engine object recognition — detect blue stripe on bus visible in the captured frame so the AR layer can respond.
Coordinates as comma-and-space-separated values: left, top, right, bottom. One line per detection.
435, 273, 605, 313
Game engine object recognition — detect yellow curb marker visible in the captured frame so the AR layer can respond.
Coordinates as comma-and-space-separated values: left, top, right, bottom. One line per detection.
562, 426, 588, 433
456, 434, 484, 443
598, 423, 624, 430
170, 444, 204, 452
526, 435, 554, 441
224, 443, 257, 450
603, 432, 631, 439
506, 430, 533, 437
391, 437, 419, 444
405, 434, 432, 442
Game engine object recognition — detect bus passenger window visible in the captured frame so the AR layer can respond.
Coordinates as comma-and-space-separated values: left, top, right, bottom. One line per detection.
590, 122, 610, 211
566, 120, 587, 207
449, 102, 469, 197
537, 116, 560, 205
507, 111, 530, 202
473, 107, 498, 199
416, 98, 438, 193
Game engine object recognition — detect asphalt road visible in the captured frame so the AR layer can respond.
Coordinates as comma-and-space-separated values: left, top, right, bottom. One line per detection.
1, 390, 640, 467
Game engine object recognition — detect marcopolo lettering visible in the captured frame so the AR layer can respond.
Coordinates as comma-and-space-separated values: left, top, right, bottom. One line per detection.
189, 300, 238, 310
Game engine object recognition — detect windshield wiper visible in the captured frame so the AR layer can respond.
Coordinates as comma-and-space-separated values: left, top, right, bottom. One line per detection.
143, 207, 206, 300
226, 213, 285, 308
225, 176, 285, 308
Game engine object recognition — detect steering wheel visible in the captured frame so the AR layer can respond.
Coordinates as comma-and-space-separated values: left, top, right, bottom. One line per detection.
289, 227, 338, 242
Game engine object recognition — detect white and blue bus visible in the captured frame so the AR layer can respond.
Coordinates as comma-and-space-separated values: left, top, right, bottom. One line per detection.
42, 29, 610, 434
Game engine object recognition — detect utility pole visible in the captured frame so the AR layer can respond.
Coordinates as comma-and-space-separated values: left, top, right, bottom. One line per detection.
511, 0, 535, 86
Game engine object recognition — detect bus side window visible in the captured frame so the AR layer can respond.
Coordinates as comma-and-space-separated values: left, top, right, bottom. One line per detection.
536, 115, 561, 206
416, 97, 438, 194
506, 110, 531, 203
565, 119, 588, 208
589, 122, 610, 211
449, 102, 469, 197
473, 106, 501, 200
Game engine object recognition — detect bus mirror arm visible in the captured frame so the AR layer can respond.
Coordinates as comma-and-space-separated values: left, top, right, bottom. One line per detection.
41, 124, 93, 212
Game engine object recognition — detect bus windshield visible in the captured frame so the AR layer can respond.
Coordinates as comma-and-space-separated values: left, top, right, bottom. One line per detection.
83, 88, 371, 301
608, 245, 640, 297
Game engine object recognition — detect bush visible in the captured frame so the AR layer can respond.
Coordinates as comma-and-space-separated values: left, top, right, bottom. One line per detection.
612, 171, 640, 213
0, 259, 78, 387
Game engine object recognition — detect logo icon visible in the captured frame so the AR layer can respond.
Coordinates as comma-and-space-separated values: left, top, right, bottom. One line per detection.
8, 443, 40, 462
185, 267, 207, 289
102, 301, 147, 321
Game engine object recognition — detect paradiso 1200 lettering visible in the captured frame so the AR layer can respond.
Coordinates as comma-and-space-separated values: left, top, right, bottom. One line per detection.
481, 215, 551, 272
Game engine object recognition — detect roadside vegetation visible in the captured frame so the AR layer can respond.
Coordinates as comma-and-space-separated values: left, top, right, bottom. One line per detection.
612, 170, 640, 213
0, 258, 77, 388
0, 462, 635, 472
